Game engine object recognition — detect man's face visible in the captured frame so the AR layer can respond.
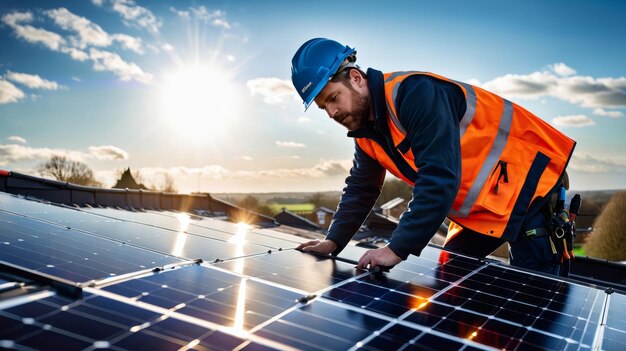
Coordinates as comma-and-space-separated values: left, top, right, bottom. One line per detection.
313, 74, 370, 131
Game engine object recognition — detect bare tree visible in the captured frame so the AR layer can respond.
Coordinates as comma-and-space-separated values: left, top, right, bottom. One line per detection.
161, 173, 177, 193
37, 155, 101, 187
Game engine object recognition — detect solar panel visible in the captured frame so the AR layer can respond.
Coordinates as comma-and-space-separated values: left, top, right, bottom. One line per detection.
100, 264, 304, 331
85, 207, 296, 249
0, 290, 280, 350
1, 191, 625, 350
214, 249, 360, 293
0, 196, 279, 263
0, 210, 180, 283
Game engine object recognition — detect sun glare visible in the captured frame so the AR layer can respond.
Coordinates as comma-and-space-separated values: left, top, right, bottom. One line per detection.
160, 65, 237, 138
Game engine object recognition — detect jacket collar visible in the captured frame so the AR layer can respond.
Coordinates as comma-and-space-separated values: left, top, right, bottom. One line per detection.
347, 68, 386, 138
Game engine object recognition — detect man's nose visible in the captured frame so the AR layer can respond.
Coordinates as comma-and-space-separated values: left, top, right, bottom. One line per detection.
326, 106, 337, 119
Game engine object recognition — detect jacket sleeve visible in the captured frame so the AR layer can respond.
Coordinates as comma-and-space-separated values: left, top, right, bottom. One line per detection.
386, 75, 465, 260
326, 142, 386, 256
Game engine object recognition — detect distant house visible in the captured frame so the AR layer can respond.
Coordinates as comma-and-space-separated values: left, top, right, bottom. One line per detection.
354, 212, 400, 241
312, 207, 335, 229
274, 207, 321, 231
379, 197, 406, 219
310, 205, 399, 241
113, 168, 149, 190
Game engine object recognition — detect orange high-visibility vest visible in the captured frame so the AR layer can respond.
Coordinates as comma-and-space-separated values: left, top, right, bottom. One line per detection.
356, 71, 576, 242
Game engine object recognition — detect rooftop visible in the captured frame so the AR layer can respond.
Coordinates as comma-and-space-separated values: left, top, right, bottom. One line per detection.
1, 171, 625, 350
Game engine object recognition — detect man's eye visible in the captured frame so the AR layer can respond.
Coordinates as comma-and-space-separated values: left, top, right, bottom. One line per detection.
331, 94, 337, 101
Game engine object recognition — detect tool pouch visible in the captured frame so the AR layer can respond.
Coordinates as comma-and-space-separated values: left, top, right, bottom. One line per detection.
548, 209, 573, 263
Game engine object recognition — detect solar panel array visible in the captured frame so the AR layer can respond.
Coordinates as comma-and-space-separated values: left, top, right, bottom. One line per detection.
1, 191, 625, 350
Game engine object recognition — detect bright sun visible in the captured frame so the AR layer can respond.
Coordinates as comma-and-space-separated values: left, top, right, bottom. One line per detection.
160, 65, 237, 138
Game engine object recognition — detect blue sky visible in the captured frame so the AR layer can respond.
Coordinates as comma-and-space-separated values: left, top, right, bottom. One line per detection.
1, 0, 625, 193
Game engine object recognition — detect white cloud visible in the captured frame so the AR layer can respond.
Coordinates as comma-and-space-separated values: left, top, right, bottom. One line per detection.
298, 116, 311, 123
46, 8, 144, 55
2, 11, 67, 51
465, 78, 482, 86
242, 156, 253, 161
88, 145, 129, 160
549, 63, 576, 77
211, 18, 231, 29
569, 152, 626, 173
276, 141, 306, 148
89, 48, 153, 82
161, 43, 174, 52
111, 34, 144, 54
46, 8, 111, 48
226, 55, 236, 62
4, 9, 150, 83
122, 159, 352, 192
2, 11, 33, 26
6, 71, 63, 90
552, 114, 595, 127
109, 0, 161, 34
482, 71, 556, 99
480, 64, 626, 108
7, 136, 26, 144
0, 143, 129, 166
592, 108, 623, 118
247, 77, 297, 104
169, 7, 190, 19
0, 79, 26, 104
61, 47, 90, 61
190, 6, 231, 29
0, 144, 84, 165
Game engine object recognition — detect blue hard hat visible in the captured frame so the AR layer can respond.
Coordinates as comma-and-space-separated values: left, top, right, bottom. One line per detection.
291, 38, 356, 110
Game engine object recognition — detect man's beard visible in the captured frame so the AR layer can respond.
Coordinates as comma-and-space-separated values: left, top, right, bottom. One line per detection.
335, 87, 370, 130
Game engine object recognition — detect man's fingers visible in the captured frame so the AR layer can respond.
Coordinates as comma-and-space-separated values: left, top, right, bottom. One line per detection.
297, 240, 320, 251
357, 251, 371, 270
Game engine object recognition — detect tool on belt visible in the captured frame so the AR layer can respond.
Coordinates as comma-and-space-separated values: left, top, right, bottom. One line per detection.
525, 187, 582, 264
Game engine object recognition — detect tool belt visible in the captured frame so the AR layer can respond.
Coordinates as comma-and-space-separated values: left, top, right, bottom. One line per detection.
525, 209, 575, 264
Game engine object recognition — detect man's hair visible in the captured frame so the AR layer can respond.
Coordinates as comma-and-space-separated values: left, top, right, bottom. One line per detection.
330, 67, 367, 85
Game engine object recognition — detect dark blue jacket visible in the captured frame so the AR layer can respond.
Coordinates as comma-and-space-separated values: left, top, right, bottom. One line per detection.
326, 68, 467, 260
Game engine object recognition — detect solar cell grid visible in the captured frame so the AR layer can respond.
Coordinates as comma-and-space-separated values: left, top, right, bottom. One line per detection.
86, 208, 297, 250
214, 249, 360, 293
0, 289, 282, 351
0, 210, 180, 283
253, 299, 389, 351
103, 264, 303, 331
0, 196, 279, 262
425, 264, 606, 350
604, 293, 626, 350
2, 192, 626, 350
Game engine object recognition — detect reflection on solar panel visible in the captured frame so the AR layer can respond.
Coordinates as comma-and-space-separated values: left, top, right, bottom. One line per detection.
1, 191, 625, 350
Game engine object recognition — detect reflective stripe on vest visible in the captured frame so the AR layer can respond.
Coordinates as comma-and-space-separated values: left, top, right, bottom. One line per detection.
356, 71, 575, 239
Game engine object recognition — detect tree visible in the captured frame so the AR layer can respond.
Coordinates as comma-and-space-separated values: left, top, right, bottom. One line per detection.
236, 195, 273, 216
160, 173, 177, 193
376, 179, 412, 206
306, 192, 340, 211
112, 168, 148, 190
37, 155, 101, 187
582, 191, 626, 260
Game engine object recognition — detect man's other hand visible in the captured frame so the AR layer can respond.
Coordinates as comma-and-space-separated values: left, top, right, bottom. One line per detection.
296, 239, 337, 255
357, 246, 402, 270
296, 240, 337, 255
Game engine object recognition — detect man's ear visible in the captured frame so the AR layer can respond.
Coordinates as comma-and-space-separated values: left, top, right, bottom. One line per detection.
349, 69, 365, 88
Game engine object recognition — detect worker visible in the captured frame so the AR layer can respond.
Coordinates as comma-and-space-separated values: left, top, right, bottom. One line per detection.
291, 38, 576, 275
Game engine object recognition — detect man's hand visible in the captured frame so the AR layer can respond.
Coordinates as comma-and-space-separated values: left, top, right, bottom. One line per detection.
296, 239, 337, 255
357, 246, 402, 270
